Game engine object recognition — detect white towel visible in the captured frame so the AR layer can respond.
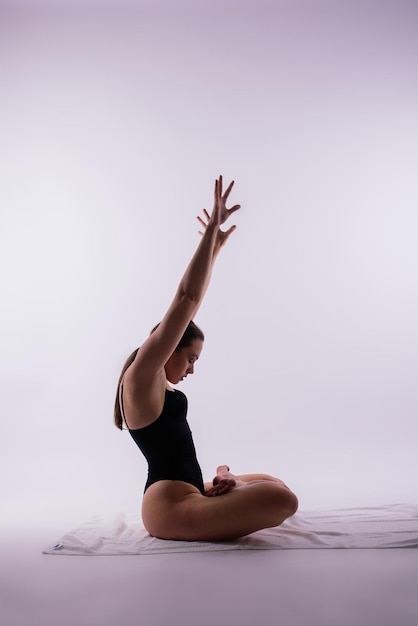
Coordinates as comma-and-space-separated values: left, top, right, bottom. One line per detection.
43, 503, 418, 556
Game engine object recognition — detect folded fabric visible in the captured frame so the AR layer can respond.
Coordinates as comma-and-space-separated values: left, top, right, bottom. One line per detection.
43, 503, 418, 556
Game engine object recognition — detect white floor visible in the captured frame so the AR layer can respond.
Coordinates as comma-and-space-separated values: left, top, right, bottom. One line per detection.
2, 524, 418, 626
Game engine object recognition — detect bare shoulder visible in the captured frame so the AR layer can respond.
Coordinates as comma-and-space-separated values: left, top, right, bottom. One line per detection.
122, 366, 166, 429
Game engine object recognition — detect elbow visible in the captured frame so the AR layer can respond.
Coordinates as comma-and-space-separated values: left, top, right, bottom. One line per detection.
178, 287, 202, 305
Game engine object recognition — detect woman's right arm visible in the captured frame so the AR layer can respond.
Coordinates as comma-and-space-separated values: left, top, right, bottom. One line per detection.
127, 176, 240, 384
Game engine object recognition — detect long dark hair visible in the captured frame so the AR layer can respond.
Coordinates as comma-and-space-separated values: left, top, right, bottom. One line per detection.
114, 320, 204, 430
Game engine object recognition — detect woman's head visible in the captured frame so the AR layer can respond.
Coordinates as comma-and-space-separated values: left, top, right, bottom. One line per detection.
114, 320, 204, 429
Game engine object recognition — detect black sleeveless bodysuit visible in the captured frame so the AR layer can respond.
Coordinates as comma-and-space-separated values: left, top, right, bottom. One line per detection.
122, 388, 204, 494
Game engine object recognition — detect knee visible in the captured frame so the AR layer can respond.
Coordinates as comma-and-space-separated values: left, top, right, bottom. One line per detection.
274, 486, 298, 518
286, 490, 299, 516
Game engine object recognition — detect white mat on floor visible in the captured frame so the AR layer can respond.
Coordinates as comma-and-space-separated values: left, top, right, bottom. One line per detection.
43, 503, 418, 555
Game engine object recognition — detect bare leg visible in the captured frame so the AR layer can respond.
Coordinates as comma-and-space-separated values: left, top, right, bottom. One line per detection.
236, 472, 292, 490
206, 465, 290, 496
143, 472, 299, 541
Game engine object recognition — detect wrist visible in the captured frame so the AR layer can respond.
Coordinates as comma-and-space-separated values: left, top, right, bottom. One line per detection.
202, 222, 218, 245
204, 221, 218, 235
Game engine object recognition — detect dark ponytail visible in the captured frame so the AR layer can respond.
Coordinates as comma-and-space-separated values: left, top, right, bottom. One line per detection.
113, 348, 139, 430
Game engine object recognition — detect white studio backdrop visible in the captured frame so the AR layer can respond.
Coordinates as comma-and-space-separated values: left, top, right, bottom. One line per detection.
1, 0, 417, 532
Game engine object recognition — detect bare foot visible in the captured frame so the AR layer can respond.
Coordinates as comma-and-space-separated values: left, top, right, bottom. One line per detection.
205, 465, 238, 497
213, 465, 235, 485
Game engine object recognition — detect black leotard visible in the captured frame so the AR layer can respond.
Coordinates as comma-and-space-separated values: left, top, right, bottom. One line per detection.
121, 387, 204, 494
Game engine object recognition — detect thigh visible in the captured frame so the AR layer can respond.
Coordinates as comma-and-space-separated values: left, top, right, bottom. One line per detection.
236, 473, 291, 489
142, 479, 298, 542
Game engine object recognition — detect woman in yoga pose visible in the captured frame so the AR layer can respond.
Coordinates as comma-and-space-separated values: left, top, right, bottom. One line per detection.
114, 176, 298, 541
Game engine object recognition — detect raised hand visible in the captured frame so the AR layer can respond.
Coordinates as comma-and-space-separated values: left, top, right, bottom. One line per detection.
211, 175, 241, 227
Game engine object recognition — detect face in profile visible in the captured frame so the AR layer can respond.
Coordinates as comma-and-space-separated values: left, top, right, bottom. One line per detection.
164, 339, 203, 384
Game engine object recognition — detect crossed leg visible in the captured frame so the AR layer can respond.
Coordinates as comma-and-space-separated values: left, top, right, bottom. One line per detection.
204, 465, 290, 496
142, 465, 298, 542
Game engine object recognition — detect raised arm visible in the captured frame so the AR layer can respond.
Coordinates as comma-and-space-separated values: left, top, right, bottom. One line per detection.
127, 176, 240, 383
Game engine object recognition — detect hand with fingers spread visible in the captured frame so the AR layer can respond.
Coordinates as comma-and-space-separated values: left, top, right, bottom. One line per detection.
197, 175, 241, 250
210, 175, 241, 228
